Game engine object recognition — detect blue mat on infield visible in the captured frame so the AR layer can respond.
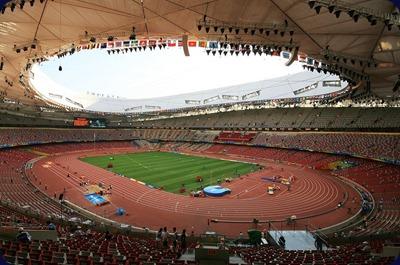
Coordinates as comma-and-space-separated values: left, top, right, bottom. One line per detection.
85, 193, 107, 205
203, 185, 231, 197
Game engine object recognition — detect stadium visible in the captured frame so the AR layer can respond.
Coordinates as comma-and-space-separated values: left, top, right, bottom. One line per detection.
0, 0, 400, 264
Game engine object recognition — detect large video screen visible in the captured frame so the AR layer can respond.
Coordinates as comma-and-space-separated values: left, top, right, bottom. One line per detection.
73, 117, 89, 127
89, 118, 107, 128
73, 118, 107, 128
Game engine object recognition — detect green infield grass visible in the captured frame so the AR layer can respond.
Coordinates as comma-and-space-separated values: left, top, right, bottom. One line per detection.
80, 151, 259, 194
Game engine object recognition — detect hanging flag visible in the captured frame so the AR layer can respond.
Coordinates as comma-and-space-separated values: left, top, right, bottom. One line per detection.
281, 51, 290, 59
271, 50, 280, 56
115, 41, 122, 47
188, 40, 197, 47
158, 38, 166, 46
167, 39, 176, 47
100, 43, 107, 49
198, 40, 207, 48
178, 40, 183, 46
130, 40, 138, 47
123, 40, 130, 47
208, 41, 218, 49
149, 40, 157, 46
108, 42, 115, 48
139, 40, 147, 46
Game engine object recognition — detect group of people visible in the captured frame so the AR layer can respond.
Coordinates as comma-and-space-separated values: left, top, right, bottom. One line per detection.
156, 227, 187, 258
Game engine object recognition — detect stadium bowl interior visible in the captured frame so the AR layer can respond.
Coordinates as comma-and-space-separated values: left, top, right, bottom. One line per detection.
0, 0, 399, 264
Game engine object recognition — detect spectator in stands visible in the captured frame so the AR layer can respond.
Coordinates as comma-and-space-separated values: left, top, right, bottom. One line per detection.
278, 235, 286, 248
105, 230, 112, 241
162, 227, 168, 249
73, 226, 84, 237
361, 241, 371, 252
47, 221, 56, 230
172, 227, 178, 252
315, 235, 323, 251
180, 229, 187, 251
156, 227, 162, 247
16, 227, 31, 243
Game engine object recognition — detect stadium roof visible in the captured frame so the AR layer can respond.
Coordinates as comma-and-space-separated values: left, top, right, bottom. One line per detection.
0, 0, 399, 110
31, 65, 347, 112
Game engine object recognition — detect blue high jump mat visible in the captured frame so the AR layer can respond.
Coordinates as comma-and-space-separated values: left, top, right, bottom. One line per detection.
203, 185, 231, 197
85, 193, 108, 206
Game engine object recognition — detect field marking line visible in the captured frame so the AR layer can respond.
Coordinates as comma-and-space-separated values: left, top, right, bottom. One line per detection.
136, 188, 157, 203
125, 155, 151, 170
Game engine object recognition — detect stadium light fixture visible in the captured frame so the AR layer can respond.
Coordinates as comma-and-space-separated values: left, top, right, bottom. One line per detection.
393, 75, 400, 92
385, 19, 393, 31
310, 0, 400, 29
314, 5, 322, 14
352, 13, 360, 22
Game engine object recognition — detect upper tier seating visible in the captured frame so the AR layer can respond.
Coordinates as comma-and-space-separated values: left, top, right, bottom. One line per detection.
129, 107, 400, 130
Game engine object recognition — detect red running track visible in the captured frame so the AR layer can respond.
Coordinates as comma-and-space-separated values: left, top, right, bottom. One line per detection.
28, 147, 360, 236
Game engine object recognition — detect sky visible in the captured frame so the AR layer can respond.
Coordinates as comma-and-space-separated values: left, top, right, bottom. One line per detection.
38, 47, 305, 100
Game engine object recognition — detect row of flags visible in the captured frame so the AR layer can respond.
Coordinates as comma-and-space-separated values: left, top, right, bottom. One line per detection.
78, 39, 212, 50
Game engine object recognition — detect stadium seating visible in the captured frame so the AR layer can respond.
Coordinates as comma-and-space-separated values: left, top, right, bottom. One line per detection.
129, 107, 400, 130
233, 244, 395, 265
0, 149, 63, 218
215, 132, 257, 143
1, 128, 399, 161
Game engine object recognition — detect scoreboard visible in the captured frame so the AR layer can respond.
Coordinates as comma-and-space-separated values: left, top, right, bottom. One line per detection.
73, 117, 107, 128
